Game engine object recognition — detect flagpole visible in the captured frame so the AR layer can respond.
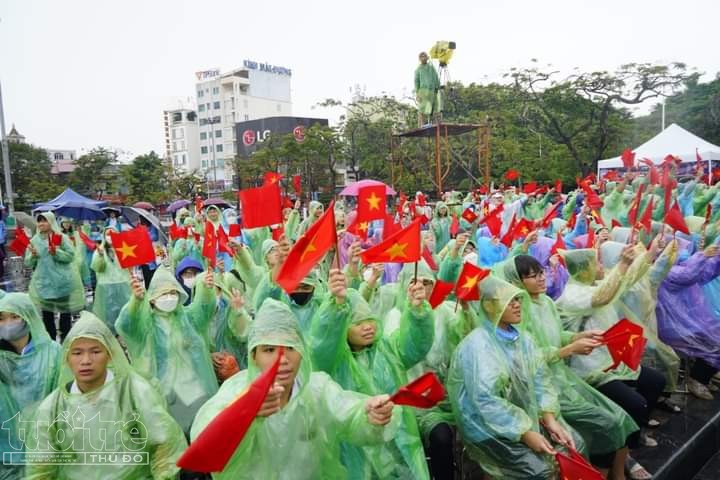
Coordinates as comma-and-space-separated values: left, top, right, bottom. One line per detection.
413, 261, 418, 284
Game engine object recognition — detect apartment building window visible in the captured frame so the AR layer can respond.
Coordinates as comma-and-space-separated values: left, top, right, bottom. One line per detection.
244, 114, 249, 121
213, 101, 220, 110
200, 132, 207, 140
276, 103, 281, 112
54, 152, 64, 160
216, 144, 223, 152
182, 154, 187, 165
202, 160, 207, 168
180, 141, 186, 150
215, 130, 222, 138
173, 112, 182, 122
198, 90, 204, 98
212, 87, 219, 95
217, 159, 225, 168
198, 104, 205, 112
201, 146, 208, 154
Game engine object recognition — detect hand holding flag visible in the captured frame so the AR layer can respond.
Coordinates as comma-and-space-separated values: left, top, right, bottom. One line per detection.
108, 226, 156, 269
9, 228, 31, 256
390, 372, 446, 408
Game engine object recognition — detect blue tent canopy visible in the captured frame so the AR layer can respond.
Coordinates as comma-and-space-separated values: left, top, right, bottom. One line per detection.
32, 188, 108, 221
33, 188, 108, 210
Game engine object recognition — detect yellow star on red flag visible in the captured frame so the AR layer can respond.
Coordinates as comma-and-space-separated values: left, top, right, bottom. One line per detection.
117, 241, 138, 260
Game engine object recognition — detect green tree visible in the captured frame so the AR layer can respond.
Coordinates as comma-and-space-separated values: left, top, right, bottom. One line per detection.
69, 147, 120, 197
0, 142, 62, 211
121, 151, 167, 204
165, 167, 205, 199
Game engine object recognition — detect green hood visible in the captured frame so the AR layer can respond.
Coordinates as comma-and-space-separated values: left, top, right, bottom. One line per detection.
0, 292, 51, 345
35, 211, 62, 234
145, 265, 189, 307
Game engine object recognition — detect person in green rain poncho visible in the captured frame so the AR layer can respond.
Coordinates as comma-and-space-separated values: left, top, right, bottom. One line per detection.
501, 255, 639, 478
24, 311, 187, 480
25, 212, 85, 342
90, 228, 131, 333
294, 200, 324, 241
430, 201, 452, 254
447, 274, 585, 480
59, 217, 92, 288
310, 268, 434, 480
0, 292, 63, 479
171, 217, 203, 267
414, 51, 441, 126
226, 238, 280, 310
191, 298, 399, 480
555, 244, 667, 460
115, 266, 219, 435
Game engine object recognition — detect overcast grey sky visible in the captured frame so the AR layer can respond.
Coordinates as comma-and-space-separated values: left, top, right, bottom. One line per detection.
1, 0, 718, 159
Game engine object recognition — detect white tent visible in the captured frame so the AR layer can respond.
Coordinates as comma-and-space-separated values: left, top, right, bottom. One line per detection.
597, 123, 720, 174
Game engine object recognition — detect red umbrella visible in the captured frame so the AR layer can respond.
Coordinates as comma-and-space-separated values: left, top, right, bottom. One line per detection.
133, 201, 155, 210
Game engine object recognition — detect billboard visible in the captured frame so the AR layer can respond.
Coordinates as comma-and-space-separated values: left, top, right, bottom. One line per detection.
235, 116, 329, 157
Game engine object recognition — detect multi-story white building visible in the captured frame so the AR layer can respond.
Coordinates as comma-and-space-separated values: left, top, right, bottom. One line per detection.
47, 149, 77, 175
194, 62, 292, 191
162, 108, 201, 173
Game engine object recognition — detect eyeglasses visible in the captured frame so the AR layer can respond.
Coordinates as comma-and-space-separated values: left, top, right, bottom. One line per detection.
522, 271, 545, 280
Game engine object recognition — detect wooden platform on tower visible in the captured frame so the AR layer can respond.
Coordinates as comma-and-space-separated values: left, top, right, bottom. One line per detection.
391, 122, 491, 196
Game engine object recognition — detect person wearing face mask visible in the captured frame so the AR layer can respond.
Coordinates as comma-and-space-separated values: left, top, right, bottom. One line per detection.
175, 257, 204, 305
295, 200, 325, 241
192, 298, 398, 479
90, 228, 131, 333
448, 275, 585, 480
24, 312, 187, 480
24, 212, 85, 342
310, 269, 434, 480
115, 266, 219, 435
0, 292, 63, 473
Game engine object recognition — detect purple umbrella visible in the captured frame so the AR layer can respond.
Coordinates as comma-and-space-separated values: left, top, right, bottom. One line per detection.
167, 199, 192, 213
204, 197, 232, 209
339, 180, 396, 196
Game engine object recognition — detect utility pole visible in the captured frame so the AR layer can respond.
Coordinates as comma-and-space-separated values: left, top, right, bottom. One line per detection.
0, 81, 14, 214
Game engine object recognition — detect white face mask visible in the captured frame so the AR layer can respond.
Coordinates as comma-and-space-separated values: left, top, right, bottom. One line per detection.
463, 252, 479, 265
154, 293, 179, 313
182, 277, 197, 289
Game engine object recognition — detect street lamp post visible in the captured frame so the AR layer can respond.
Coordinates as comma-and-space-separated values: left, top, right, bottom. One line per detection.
207, 117, 219, 194
0, 81, 14, 214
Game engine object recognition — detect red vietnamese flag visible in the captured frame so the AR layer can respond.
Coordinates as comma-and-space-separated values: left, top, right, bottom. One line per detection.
455, 262, 490, 301
500, 213, 518, 248
427, 279, 453, 309
567, 209, 578, 230
9, 228, 31, 256
705, 204, 713, 225
263, 171, 283, 185
611, 218, 621, 229
639, 158, 660, 185
357, 185, 387, 223
664, 201, 690, 235
484, 213, 502, 238
450, 214, 460, 237
504, 168, 519, 181
271, 225, 284, 241
276, 203, 336, 293
177, 347, 284, 473
416, 192, 427, 207
422, 246, 438, 271
479, 204, 503, 227
109, 226, 156, 268
621, 148, 635, 170
550, 232, 566, 257
383, 214, 402, 240
347, 217, 370, 241
396, 192, 407, 215
461, 208, 478, 224
586, 226, 596, 249
78, 231, 97, 251
603, 170, 619, 181
522, 181, 537, 195
539, 201, 562, 229
513, 218, 535, 240
202, 221, 218, 267
662, 178, 673, 215
580, 180, 604, 210
554, 179, 563, 193
390, 372, 446, 408
169, 223, 188, 240
239, 183, 283, 228
361, 219, 421, 264
195, 196, 204, 215
216, 226, 234, 255
638, 197, 654, 234
590, 209, 605, 227
292, 174, 302, 194
555, 449, 604, 480
602, 318, 646, 372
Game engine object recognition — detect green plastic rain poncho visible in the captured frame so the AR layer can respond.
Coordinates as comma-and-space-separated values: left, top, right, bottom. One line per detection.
90, 229, 131, 332
228, 240, 276, 310
170, 217, 203, 267
414, 60, 441, 117
500, 258, 638, 458
601, 240, 681, 392
556, 247, 651, 386
600, 182, 628, 226
310, 288, 433, 480
447, 275, 585, 479
59, 217, 92, 287
115, 266, 218, 435
430, 202, 451, 254
295, 201, 324, 240
24, 212, 85, 314
0, 379, 22, 480
191, 299, 398, 480
24, 312, 187, 480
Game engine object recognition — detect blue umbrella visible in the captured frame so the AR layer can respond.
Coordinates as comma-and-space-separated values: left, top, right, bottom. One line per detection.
33, 201, 107, 221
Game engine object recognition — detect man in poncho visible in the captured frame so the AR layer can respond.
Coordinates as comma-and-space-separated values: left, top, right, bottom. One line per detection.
414, 51, 441, 126
116, 266, 219, 435
310, 268, 434, 479
25, 212, 85, 342
501, 255, 638, 478
447, 274, 584, 479
90, 228, 131, 333
191, 298, 398, 479
24, 311, 187, 479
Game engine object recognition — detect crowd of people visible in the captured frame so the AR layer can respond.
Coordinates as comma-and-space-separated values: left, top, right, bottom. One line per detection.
1, 165, 720, 480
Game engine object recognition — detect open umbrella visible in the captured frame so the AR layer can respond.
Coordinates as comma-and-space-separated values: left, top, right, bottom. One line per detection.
167, 199, 192, 213
133, 201, 155, 210
33, 202, 107, 221
204, 197, 232, 209
120, 207, 168, 245
339, 180, 396, 196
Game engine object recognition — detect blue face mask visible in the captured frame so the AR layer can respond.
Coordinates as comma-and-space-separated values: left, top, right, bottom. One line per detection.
0, 320, 30, 341
495, 324, 520, 342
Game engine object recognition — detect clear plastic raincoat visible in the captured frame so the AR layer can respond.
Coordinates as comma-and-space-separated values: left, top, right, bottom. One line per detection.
90, 229, 131, 332
24, 311, 187, 480
191, 298, 398, 479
